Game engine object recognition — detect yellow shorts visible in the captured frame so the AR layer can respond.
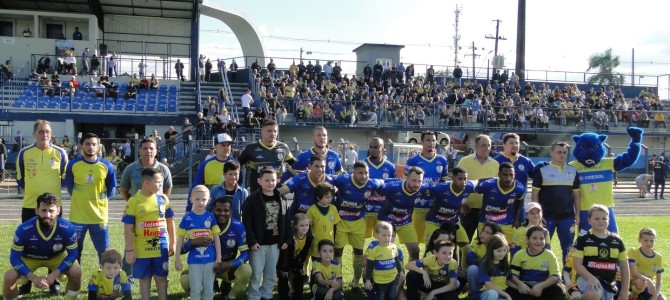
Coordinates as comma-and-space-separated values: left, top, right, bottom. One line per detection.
412, 210, 428, 244
478, 222, 516, 243
335, 219, 366, 250
19, 253, 78, 283
424, 221, 469, 245
365, 214, 378, 238
395, 223, 418, 244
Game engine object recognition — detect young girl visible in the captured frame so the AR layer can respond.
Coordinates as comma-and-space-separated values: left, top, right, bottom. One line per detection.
365, 221, 404, 300
406, 241, 459, 300
466, 222, 503, 298
511, 202, 546, 255
508, 226, 565, 300
278, 213, 314, 300
174, 185, 222, 300
478, 233, 512, 300
628, 228, 664, 300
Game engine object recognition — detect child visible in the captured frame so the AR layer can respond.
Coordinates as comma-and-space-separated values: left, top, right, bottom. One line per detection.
278, 213, 314, 300
425, 223, 459, 257
306, 182, 341, 260
363, 224, 407, 300
242, 167, 289, 300
122, 167, 175, 300
311, 240, 344, 300
406, 240, 459, 300
508, 226, 565, 300
174, 185, 222, 300
511, 202, 546, 255
628, 228, 664, 300
478, 233, 512, 300
573, 204, 630, 300
635, 173, 654, 198
563, 247, 583, 300
365, 221, 405, 300
88, 249, 132, 300
465, 222, 503, 298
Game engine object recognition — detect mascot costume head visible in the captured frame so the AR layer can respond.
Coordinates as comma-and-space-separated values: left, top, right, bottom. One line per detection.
572, 127, 643, 169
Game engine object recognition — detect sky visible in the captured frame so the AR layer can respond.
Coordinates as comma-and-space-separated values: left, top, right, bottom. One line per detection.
199, 0, 670, 97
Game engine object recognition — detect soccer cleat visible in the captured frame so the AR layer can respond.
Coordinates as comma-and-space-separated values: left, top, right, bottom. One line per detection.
18, 283, 31, 295
49, 281, 61, 295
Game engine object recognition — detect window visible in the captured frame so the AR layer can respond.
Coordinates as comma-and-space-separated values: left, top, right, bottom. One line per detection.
0, 21, 12, 37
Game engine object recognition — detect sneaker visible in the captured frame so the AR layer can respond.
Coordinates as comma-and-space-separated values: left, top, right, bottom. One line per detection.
18, 283, 31, 295
49, 281, 61, 295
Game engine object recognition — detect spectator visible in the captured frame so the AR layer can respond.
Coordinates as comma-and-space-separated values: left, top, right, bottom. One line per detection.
68, 145, 80, 160
453, 65, 463, 86
182, 117, 193, 154
0, 138, 5, 182
139, 76, 150, 90
22, 25, 32, 37
72, 27, 83, 40
653, 157, 667, 199
164, 126, 178, 162
205, 58, 212, 81
174, 59, 184, 81
125, 81, 137, 99
150, 74, 159, 89
137, 60, 147, 77
90, 55, 100, 75
107, 54, 117, 77
241, 88, 254, 116
635, 173, 654, 198
654, 112, 666, 129
67, 76, 79, 97
344, 145, 358, 173
216, 58, 225, 76
229, 59, 238, 81
37, 54, 51, 73
198, 54, 206, 82
93, 81, 105, 97
266, 58, 276, 79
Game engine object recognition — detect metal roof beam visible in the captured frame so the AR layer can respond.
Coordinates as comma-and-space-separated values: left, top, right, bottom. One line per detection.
89, 0, 105, 31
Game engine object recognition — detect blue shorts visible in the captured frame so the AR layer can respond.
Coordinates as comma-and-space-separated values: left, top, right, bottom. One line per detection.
134, 256, 169, 279
578, 207, 618, 236
72, 223, 109, 262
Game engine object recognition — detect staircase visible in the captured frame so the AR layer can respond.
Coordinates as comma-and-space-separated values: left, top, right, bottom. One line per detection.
0, 78, 29, 109
228, 82, 248, 120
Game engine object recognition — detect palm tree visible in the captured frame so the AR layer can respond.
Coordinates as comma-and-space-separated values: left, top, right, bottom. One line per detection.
586, 48, 625, 85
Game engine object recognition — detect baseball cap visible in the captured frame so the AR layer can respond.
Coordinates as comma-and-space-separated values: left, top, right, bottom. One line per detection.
525, 202, 542, 213
213, 133, 233, 145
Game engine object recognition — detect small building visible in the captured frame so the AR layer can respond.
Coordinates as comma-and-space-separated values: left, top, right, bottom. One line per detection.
352, 43, 404, 77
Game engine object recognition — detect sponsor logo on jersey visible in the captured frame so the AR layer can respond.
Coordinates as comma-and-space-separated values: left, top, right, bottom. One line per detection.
587, 261, 616, 271
140, 220, 166, 228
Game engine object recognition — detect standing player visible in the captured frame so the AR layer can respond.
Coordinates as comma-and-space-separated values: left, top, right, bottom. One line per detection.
187, 133, 236, 212
281, 126, 342, 182
364, 137, 396, 238
3, 193, 81, 300
457, 134, 499, 241
405, 132, 449, 245
474, 162, 525, 241
377, 166, 428, 261
238, 120, 295, 193
332, 161, 384, 289
493, 133, 534, 222
425, 167, 475, 248
65, 133, 117, 264
279, 155, 334, 217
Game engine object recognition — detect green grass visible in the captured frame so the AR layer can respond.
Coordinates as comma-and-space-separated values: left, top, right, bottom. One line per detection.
1, 217, 669, 299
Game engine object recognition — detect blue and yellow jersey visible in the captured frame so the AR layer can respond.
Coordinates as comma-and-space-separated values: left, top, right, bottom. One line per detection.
218, 219, 249, 267
333, 174, 383, 221
510, 248, 561, 283
494, 154, 535, 186
466, 241, 488, 267
457, 155, 499, 209
65, 157, 117, 224
87, 269, 131, 298
306, 204, 340, 257
312, 260, 342, 283
627, 247, 664, 278
406, 153, 449, 210
366, 242, 400, 284
10, 217, 78, 276
475, 178, 525, 225
192, 156, 237, 189
415, 256, 458, 283
284, 172, 334, 214
377, 179, 429, 226
478, 262, 509, 291
177, 211, 220, 264
570, 157, 615, 209
364, 158, 396, 216
122, 193, 174, 259
292, 148, 342, 175
17, 144, 68, 208
427, 181, 475, 224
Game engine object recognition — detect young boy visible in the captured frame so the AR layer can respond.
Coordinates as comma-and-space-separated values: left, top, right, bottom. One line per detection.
122, 168, 175, 300
365, 221, 405, 300
405, 240, 459, 300
175, 185, 222, 300
88, 249, 132, 300
242, 167, 289, 300
208, 161, 248, 220
573, 204, 630, 300
306, 182, 341, 260
312, 240, 343, 300
628, 228, 664, 300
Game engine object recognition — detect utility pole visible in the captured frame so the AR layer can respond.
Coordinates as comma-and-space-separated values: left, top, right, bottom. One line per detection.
486, 19, 506, 74
515, 0, 526, 80
464, 42, 481, 80
453, 6, 462, 67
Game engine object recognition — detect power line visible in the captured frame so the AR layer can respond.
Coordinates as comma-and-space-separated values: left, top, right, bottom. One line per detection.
264, 34, 453, 49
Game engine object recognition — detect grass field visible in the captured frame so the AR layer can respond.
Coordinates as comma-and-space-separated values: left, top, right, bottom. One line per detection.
2, 216, 669, 299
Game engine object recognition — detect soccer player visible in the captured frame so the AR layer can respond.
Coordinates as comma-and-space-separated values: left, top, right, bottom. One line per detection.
65, 133, 117, 264
238, 119, 295, 193
493, 133, 535, 222
280, 155, 334, 217
122, 168, 175, 300
364, 137, 396, 238
333, 161, 384, 289
405, 131, 449, 244
281, 126, 342, 182
208, 161, 249, 220
475, 162, 525, 242
119, 138, 172, 200
532, 141, 580, 265
4, 192, 81, 300
425, 167, 475, 248
377, 166, 428, 261
458, 134, 499, 241
187, 133, 236, 212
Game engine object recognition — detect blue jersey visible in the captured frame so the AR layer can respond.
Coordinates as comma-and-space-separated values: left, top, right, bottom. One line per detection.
377, 180, 429, 226
10, 217, 79, 276
218, 219, 249, 268
284, 172, 334, 215
475, 178, 526, 225
177, 211, 220, 264
405, 153, 449, 210
426, 181, 475, 224
493, 154, 535, 186
333, 174, 384, 221
293, 148, 343, 175
365, 158, 396, 215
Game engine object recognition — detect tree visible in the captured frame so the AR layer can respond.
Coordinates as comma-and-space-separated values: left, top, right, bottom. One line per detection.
586, 48, 625, 85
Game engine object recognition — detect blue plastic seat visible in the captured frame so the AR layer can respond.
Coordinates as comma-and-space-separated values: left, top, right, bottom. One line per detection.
114, 102, 124, 110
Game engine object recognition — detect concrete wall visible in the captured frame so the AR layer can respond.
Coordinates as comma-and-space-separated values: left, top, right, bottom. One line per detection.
354, 45, 402, 76
102, 15, 191, 57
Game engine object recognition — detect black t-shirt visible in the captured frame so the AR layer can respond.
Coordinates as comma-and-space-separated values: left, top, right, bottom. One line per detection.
224, 188, 235, 202
261, 192, 281, 245
574, 231, 626, 292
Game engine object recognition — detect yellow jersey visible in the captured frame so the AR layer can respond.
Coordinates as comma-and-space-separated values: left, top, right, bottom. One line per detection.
306, 204, 340, 257
17, 144, 68, 208
65, 157, 117, 224
457, 154, 499, 209
87, 269, 131, 298
122, 193, 174, 258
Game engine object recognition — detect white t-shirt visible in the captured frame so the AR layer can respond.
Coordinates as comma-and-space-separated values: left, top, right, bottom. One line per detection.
345, 149, 357, 166
241, 93, 253, 108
